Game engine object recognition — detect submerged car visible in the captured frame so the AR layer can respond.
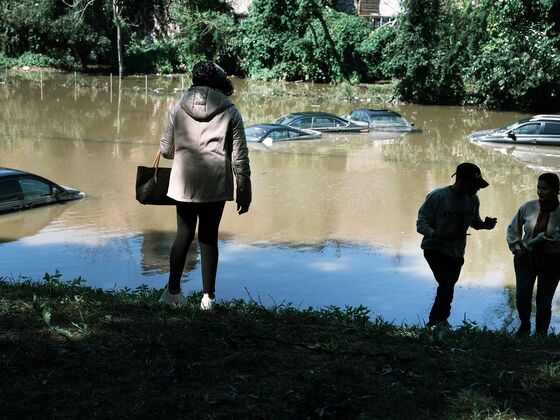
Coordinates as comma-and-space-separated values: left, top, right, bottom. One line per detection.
274, 112, 369, 133
245, 123, 322, 144
342, 108, 420, 133
0, 168, 85, 214
468, 115, 560, 146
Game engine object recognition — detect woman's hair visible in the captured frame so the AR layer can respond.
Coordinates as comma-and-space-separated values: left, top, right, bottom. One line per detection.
191, 60, 234, 96
538, 172, 560, 193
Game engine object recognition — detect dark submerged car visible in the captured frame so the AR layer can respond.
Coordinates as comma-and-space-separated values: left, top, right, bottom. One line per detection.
0, 168, 85, 214
342, 108, 420, 133
468, 115, 560, 146
245, 123, 322, 144
274, 112, 369, 133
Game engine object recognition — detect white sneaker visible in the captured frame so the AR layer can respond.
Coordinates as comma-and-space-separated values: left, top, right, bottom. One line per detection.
158, 286, 187, 305
200, 293, 216, 311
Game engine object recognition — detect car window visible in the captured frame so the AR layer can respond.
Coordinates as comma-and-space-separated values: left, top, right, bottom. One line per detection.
335, 118, 348, 127
503, 118, 530, 131
269, 130, 290, 140
287, 129, 302, 138
313, 117, 337, 128
351, 111, 368, 123
513, 123, 541, 135
245, 127, 267, 139
291, 117, 312, 129
370, 115, 408, 127
0, 179, 21, 201
19, 178, 52, 198
541, 122, 560, 135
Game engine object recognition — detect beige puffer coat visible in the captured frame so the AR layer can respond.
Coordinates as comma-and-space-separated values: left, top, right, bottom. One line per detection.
160, 86, 251, 205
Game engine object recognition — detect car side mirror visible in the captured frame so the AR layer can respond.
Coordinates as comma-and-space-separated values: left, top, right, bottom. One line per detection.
508, 131, 517, 141
52, 187, 62, 196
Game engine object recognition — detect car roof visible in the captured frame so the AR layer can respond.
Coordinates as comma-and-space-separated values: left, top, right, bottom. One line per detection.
0, 168, 59, 187
0, 167, 31, 178
351, 108, 399, 114
281, 112, 344, 118
249, 123, 295, 130
530, 114, 560, 122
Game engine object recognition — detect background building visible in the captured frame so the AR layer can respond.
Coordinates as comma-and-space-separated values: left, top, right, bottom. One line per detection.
227, 0, 401, 22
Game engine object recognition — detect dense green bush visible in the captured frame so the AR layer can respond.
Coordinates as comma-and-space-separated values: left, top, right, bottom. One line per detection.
386, 0, 465, 105
0, 0, 103, 70
240, 0, 375, 83
0, 53, 16, 69
15, 52, 77, 69
462, 0, 560, 110
357, 25, 396, 81
387, 0, 560, 110
171, 7, 239, 74
125, 37, 177, 74
2, 0, 560, 111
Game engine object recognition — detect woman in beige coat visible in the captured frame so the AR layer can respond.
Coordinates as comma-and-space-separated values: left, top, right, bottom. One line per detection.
158, 61, 251, 309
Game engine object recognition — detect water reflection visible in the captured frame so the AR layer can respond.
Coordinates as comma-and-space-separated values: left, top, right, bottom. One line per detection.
470, 142, 560, 172
1, 74, 559, 330
0, 203, 71, 243
138, 230, 198, 276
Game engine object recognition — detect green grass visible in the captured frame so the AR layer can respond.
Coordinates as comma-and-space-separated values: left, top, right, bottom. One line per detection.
1, 273, 560, 419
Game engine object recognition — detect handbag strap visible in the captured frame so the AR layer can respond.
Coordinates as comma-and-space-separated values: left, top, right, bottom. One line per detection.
151, 150, 162, 181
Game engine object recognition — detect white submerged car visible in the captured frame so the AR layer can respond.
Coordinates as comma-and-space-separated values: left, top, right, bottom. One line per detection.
468, 115, 560, 146
245, 123, 322, 145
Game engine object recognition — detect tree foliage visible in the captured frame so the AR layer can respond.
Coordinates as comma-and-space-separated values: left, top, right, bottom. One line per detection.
388, 0, 560, 110
239, 0, 374, 82
1, 0, 560, 111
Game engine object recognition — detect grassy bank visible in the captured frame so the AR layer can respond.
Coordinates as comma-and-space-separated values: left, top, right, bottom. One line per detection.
1, 275, 560, 419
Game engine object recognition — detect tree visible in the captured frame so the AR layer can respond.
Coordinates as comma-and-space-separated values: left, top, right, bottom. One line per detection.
240, 0, 371, 82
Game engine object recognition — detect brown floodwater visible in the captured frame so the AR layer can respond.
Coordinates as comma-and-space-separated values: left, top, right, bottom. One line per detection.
1, 73, 558, 330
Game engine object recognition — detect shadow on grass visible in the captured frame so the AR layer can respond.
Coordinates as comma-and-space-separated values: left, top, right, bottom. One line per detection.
1, 277, 560, 419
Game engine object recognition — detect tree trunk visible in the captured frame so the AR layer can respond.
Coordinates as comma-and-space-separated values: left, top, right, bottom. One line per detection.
113, 0, 124, 78
312, 7, 344, 79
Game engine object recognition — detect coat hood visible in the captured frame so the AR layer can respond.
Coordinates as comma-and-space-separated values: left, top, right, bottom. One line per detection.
180, 86, 233, 121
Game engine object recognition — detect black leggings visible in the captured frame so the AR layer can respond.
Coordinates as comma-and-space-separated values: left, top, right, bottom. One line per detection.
168, 201, 225, 294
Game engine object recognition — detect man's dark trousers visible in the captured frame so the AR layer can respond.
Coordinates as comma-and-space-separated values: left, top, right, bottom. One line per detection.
424, 249, 464, 325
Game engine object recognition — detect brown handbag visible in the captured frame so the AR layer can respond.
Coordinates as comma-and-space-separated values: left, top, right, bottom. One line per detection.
135, 151, 176, 205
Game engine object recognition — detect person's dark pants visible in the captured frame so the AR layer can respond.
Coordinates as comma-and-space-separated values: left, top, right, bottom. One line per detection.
514, 251, 560, 335
168, 201, 226, 295
424, 249, 464, 325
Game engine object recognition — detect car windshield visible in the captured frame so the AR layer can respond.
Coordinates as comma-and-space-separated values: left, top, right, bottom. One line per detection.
370, 115, 410, 127
274, 116, 287, 124
245, 126, 268, 141
502, 118, 530, 131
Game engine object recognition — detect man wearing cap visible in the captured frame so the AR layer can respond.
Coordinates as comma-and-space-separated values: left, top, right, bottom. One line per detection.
417, 162, 497, 328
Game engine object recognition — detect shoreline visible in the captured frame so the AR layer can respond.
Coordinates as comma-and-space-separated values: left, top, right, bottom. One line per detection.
1, 69, 398, 103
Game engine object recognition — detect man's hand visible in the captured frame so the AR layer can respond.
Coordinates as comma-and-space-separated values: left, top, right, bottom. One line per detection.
237, 203, 249, 215
483, 217, 497, 230
433, 230, 469, 241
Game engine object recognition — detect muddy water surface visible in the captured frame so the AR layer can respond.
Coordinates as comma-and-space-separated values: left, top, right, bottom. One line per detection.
1, 73, 557, 330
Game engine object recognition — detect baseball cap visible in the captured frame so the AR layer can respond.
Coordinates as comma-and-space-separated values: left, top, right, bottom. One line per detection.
452, 162, 489, 188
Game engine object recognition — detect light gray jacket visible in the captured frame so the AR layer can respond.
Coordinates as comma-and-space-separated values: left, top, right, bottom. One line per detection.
507, 199, 560, 253
160, 86, 251, 205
